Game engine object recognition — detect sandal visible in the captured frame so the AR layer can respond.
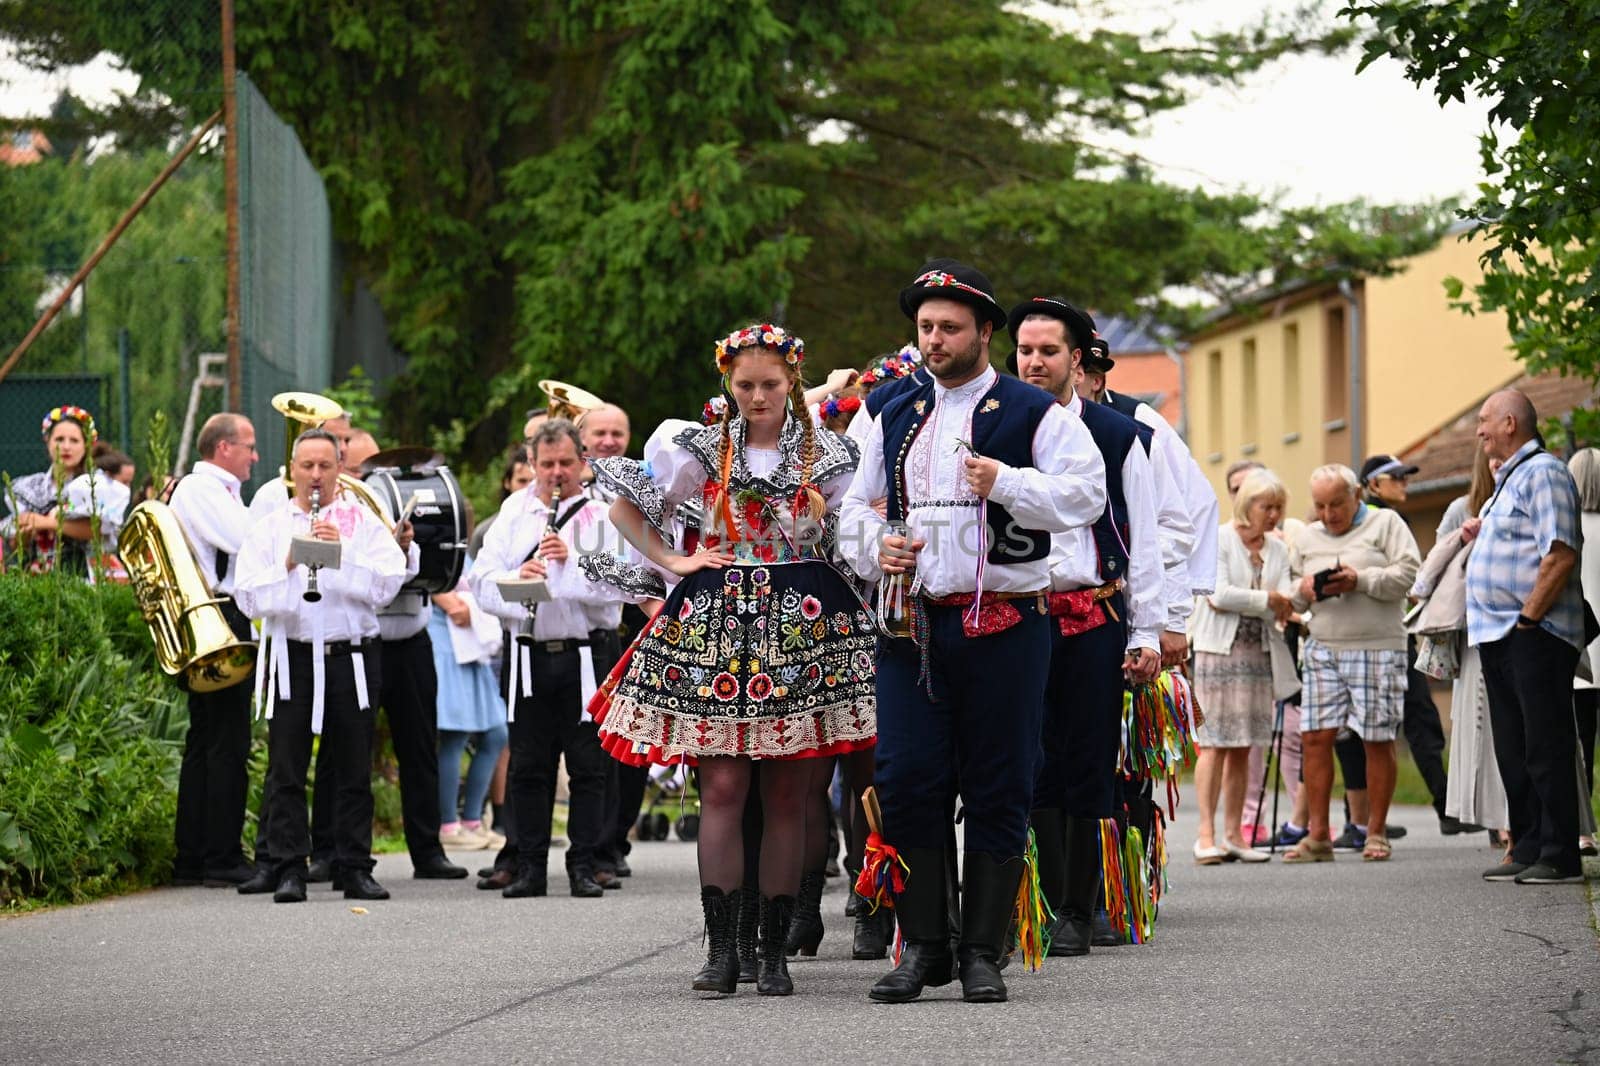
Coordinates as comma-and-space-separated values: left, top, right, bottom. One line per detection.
1362, 835, 1392, 862
1282, 836, 1334, 864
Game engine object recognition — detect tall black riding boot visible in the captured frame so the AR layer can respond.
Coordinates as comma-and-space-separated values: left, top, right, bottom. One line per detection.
852, 893, 892, 960
785, 868, 825, 956
757, 894, 795, 996
868, 847, 954, 1003
1051, 816, 1102, 957
958, 852, 1026, 1003
736, 885, 759, 984
1030, 808, 1067, 912
691, 886, 739, 994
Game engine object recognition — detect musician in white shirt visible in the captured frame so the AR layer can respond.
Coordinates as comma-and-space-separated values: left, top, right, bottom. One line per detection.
233, 428, 407, 904
167, 413, 260, 888
470, 419, 635, 900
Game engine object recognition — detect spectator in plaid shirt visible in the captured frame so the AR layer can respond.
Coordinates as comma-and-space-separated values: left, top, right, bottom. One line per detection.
1464, 389, 1587, 886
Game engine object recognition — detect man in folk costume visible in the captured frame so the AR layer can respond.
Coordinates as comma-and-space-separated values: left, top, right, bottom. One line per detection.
1009, 298, 1165, 956
839, 260, 1106, 1003
1078, 334, 1215, 945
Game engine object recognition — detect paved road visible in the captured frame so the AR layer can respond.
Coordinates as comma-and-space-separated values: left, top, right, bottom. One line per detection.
4, 801, 1598, 1065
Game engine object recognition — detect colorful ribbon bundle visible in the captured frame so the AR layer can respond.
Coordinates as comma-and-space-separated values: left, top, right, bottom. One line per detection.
1100, 818, 1157, 945
1012, 827, 1054, 971
1119, 669, 1199, 799
854, 830, 909, 916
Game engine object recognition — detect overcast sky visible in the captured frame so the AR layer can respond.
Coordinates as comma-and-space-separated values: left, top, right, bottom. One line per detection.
2, 2, 1491, 209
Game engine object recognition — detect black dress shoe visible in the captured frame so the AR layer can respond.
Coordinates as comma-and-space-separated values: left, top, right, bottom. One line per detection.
1090, 910, 1121, 947
503, 873, 548, 898
1048, 913, 1092, 957
477, 865, 497, 879
868, 941, 955, 1003
202, 862, 256, 887
414, 856, 469, 879
594, 869, 623, 890
614, 856, 632, 878
274, 871, 307, 904
305, 859, 333, 883
237, 866, 277, 895
343, 871, 391, 900
477, 869, 514, 891
1439, 815, 1485, 836
569, 872, 605, 898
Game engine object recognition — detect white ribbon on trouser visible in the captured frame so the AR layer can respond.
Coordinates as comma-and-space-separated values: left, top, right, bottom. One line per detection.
579, 646, 597, 723
506, 642, 534, 723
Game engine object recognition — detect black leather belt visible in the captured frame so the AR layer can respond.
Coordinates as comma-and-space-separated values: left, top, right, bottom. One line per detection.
532, 638, 589, 654
287, 638, 374, 657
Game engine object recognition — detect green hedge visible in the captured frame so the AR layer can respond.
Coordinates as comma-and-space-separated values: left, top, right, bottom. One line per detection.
0, 572, 186, 906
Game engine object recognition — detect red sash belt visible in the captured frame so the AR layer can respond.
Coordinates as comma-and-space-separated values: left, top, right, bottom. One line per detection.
923, 589, 1048, 638
1047, 579, 1124, 638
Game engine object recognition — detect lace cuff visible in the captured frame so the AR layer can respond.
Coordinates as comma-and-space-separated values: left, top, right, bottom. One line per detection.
580, 551, 667, 601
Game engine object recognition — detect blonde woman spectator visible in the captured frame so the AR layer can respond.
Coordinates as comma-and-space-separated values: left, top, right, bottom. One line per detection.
1189, 469, 1298, 863
1283, 465, 1420, 863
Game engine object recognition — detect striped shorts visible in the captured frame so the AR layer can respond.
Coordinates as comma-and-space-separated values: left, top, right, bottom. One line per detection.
1298, 639, 1407, 742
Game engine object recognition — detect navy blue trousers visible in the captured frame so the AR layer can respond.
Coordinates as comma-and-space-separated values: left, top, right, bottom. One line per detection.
874, 601, 1050, 858
1032, 598, 1128, 818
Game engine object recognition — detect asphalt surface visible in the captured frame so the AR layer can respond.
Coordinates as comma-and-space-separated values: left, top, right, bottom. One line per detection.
4, 801, 1598, 1065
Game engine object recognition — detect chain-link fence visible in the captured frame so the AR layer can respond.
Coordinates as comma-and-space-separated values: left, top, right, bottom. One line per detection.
237, 70, 334, 497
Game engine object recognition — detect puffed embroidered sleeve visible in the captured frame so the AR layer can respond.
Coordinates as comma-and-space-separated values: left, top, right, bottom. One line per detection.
838, 417, 889, 583
988, 403, 1107, 533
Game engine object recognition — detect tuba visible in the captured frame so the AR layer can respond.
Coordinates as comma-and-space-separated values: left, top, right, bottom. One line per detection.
119, 501, 256, 692
272, 391, 392, 526
538, 379, 605, 425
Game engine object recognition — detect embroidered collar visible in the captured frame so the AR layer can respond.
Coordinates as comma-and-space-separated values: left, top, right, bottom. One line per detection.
933, 365, 997, 404
672, 413, 859, 495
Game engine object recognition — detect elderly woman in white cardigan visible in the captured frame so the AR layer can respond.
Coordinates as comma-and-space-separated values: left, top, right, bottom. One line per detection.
1190, 469, 1300, 864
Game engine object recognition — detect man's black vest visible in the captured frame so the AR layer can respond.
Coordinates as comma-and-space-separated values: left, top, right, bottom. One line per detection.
880, 373, 1055, 565
1075, 398, 1145, 582
1102, 388, 1143, 421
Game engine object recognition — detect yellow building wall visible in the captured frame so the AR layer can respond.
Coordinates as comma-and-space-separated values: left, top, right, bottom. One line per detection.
1363, 232, 1521, 454
1186, 297, 1329, 517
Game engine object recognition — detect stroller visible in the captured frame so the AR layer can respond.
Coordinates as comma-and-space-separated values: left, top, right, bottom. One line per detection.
635, 763, 702, 842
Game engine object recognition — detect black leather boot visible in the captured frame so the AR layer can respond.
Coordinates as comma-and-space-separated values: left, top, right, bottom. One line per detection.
691, 886, 739, 994
868, 847, 954, 1003
1091, 908, 1122, 947
1051, 816, 1101, 957
757, 894, 796, 995
852, 897, 892, 960
958, 852, 1025, 1003
1030, 808, 1067, 912
736, 885, 759, 984
784, 869, 825, 957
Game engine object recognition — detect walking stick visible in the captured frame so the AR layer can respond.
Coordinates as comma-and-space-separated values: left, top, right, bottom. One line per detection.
1252, 700, 1284, 851
1268, 704, 1286, 855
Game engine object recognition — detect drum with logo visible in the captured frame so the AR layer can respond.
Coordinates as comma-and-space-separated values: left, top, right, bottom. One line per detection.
363, 455, 468, 594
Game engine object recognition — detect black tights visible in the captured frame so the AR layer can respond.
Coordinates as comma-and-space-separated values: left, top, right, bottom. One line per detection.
697, 756, 816, 897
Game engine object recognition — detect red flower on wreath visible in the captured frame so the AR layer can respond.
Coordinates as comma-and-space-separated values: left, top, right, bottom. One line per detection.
747, 673, 774, 701
712, 672, 740, 702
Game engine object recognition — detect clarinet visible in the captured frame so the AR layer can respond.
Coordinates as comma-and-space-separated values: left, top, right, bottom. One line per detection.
516, 480, 563, 646
303, 484, 323, 603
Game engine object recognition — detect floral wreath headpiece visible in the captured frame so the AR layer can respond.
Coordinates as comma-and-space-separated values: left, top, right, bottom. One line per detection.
42, 404, 97, 446
701, 394, 729, 426
819, 393, 862, 421
714, 323, 805, 375
858, 344, 922, 387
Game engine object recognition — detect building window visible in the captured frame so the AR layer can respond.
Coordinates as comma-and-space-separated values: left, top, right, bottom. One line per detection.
1241, 337, 1258, 445
1325, 306, 1347, 422
1207, 349, 1223, 454
1283, 322, 1301, 437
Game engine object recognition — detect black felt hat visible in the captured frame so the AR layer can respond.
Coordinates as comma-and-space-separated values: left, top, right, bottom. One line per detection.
1082, 333, 1115, 374
898, 258, 1009, 333
1004, 296, 1097, 374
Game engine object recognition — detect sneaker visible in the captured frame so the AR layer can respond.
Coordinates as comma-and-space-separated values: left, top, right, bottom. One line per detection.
1270, 823, 1308, 848
1512, 863, 1584, 885
439, 823, 490, 850
1483, 861, 1530, 882
1331, 824, 1367, 851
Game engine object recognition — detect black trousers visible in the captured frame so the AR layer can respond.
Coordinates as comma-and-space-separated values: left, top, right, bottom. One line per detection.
506, 633, 619, 879
1032, 597, 1128, 818
174, 603, 254, 874
264, 642, 381, 877
605, 763, 649, 864
1480, 627, 1582, 873
311, 628, 444, 866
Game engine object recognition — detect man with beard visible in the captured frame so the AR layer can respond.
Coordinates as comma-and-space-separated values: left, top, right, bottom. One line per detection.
1009, 297, 1165, 956
840, 260, 1106, 1004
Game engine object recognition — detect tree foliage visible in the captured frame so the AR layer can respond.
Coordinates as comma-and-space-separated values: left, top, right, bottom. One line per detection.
1345, 0, 1600, 384
4, 1, 1448, 460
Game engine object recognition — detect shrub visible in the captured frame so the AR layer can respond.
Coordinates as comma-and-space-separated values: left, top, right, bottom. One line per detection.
0, 572, 187, 906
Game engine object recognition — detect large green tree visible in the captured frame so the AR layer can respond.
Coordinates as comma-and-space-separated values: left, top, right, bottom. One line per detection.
4, 1, 1446, 459
1344, 0, 1600, 385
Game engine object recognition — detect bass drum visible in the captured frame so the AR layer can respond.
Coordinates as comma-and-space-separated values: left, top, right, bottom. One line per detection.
363, 467, 468, 594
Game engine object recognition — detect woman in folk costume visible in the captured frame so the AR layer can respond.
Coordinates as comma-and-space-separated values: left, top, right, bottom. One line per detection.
591, 323, 877, 997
